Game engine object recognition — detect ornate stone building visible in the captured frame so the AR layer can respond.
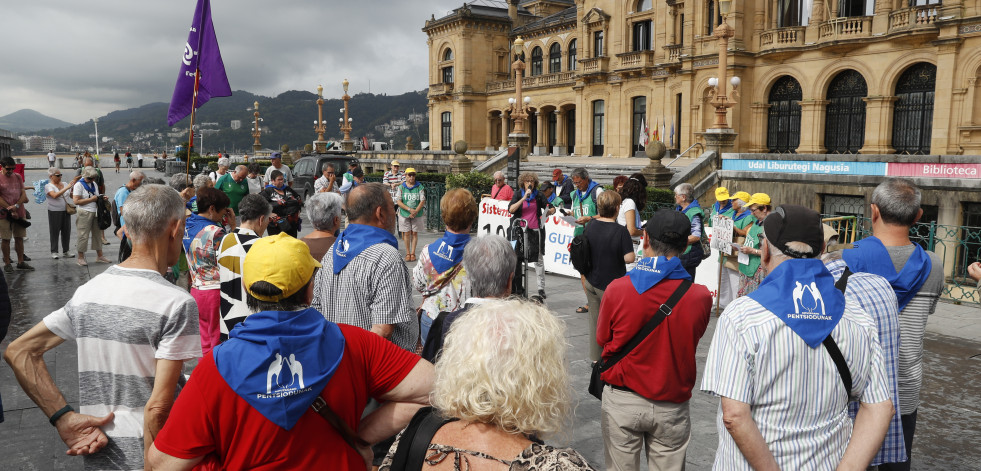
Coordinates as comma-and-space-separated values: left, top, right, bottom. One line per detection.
424, 0, 981, 157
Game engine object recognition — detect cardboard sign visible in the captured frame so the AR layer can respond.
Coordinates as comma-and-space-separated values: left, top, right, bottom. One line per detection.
712, 215, 734, 255
694, 247, 721, 302
477, 198, 512, 238
543, 213, 579, 278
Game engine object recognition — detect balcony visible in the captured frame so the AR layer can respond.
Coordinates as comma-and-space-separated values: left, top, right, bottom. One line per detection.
663, 44, 683, 62
616, 50, 656, 70
759, 26, 805, 52
889, 5, 939, 33
818, 16, 872, 42
428, 83, 454, 98
580, 56, 610, 75
484, 72, 578, 94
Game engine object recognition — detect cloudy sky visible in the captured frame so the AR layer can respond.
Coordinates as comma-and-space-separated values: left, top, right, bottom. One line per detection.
0, 0, 464, 124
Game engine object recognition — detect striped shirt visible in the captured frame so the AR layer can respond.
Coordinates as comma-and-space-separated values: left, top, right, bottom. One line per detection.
826, 258, 905, 465
43, 266, 201, 470
311, 242, 418, 351
217, 228, 261, 341
701, 293, 891, 470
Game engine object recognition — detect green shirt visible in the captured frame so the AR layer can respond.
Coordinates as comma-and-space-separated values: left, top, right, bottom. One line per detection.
707, 201, 735, 227
216, 173, 250, 215
739, 221, 764, 277
554, 183, 603, 236
398, 183, 425, 218
681, 205, 704, 255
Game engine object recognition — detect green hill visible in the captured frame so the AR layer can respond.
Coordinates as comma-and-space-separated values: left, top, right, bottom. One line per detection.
0, 109, 75, 133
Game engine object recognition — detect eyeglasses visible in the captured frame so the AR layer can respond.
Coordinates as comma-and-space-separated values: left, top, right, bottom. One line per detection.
2, 167, 13, 171
53, 174, 63, 177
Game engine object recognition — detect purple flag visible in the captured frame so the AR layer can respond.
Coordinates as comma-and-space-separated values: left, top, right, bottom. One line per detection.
167, 0, 232, 126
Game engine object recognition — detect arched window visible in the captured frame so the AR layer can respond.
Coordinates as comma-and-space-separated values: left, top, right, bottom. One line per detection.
443, 49, 453, 61
441, 48, 454, 84
568, 40, 578, 70
592, 100, 605, 156
824, 70, 868, 154
441, 112, 452, 150
637, 0, 653, 11
530, 47, 543, 76
548, 43, 561, 73
767, 76, 802, 153
892, 62, 936, 155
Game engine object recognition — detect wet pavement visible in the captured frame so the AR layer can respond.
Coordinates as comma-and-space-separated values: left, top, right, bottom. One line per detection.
1, 164, 980, 469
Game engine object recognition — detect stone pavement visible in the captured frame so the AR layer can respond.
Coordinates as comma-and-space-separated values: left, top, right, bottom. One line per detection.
1, 165, 980, 469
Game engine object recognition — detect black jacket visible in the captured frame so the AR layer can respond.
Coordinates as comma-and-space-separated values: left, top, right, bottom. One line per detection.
508, 189, 549, 251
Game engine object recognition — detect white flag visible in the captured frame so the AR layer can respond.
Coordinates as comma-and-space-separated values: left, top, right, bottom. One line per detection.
639, 118, 649, 148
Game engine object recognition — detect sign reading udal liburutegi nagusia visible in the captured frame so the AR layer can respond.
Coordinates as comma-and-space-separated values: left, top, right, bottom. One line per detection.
724, 159, 981, 179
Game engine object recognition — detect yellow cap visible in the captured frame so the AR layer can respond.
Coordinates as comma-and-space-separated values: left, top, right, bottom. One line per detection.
745, 193, 771, 207
391, 160, 400, 166
243, 233, 321, 302
729, 191, 751, 202
405, 167, 417, 174
715, 187, 730, 201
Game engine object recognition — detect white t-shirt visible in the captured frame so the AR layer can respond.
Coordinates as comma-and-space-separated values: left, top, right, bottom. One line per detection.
264, 164, 293, 184
45, 182, 68, 211
47, 152, 56, 163
73, 180, 99, 213
616, 198, 639, 227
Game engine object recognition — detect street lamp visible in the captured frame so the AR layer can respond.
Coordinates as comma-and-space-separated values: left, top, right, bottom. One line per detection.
314, 85, 328, 153
339, 79, 354, 151
709, 0, 739, 129
252, 101, 263, 152
506, 36, 531, 135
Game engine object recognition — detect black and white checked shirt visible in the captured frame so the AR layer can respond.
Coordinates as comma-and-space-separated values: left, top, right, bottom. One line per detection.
312, 242, 418, 351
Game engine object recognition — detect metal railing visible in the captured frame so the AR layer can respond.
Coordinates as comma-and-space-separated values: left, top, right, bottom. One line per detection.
665, 142, 705, 167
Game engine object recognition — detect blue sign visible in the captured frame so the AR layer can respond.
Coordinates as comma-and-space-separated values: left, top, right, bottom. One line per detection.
723, 160, 887, 176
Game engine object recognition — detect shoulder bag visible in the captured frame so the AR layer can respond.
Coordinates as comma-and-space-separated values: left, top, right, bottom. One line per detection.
824, 267, 854, 398
62, 186, 76, 215
387, 406, 458, 471
589, 279, 692, 400
309, 396, 373, 467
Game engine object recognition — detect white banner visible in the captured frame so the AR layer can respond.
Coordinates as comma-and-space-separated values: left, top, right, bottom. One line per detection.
543, 213, 579, 278
712, 215, 734, 255
694, 248, 721, 304
477, 198, 511, 239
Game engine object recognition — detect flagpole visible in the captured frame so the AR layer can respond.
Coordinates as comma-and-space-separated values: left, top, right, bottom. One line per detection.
186, 69, 200, 176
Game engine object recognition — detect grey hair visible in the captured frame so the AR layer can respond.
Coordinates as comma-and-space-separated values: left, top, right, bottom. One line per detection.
766, 238, 818, 261
493, 171, 505, 179
235, 165, 248, 174
347, 183, 391, 223
217, 157, 230, 167
121, 185, 185, 245
193, 174, 211, 190
128, 170, 144, 181
238, 194, 272, 222
169, 173, 191, 192
674, 183, 694, 203
306, 192, 344, 231
871, 177, 921, 227
571, 167, 589, 180
47, 167, 60, 176
143, 177, 165, 185
463, 235, 516, 298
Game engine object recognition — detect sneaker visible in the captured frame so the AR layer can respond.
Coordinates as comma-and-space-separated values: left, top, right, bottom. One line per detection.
15, 262, 34, 271
23, 255, 31, 261
62, 251, 71, 258
3, 264, 11, 273
51, 253, 59, 259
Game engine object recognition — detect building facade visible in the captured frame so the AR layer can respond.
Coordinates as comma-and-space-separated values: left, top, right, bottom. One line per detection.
424, 0, 981, 157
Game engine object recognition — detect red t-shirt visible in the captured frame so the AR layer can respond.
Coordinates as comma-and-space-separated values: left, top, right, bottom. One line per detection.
153, 325, 421, 470
491, 184, 513, 201
596, 277, 712, 403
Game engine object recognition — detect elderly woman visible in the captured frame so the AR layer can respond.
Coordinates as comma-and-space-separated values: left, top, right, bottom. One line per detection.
210, 157, 230, 182
301, 192, 343, 262
261, 169, 303, 238
45, 167, 81, 259
184, 187, 230, 354
380, 299, 593, 470
737, 193, 772, 296
508, 173, 554, 299
413, 188, 477, 345
217, 194, 272, 342
73, 166, 111, 266
674, 182, 706, 279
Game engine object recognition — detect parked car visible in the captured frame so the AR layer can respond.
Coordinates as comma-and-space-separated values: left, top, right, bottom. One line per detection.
292, 154, 359, 200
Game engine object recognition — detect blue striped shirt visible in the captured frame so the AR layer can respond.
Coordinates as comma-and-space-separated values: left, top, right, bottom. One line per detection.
826, 258, 906, 465
701, 286, 891, 470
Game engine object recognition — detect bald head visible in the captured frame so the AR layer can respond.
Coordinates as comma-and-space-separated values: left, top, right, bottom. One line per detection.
347, 182, 395, 231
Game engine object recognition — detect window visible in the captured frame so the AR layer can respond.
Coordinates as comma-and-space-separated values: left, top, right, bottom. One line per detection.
593, 31, 604, 57
632, 20, 652, 51
706, 0, 722, 34
957, 202, 981, 279
442, 66, 453, 84
825, 70, 867, 154
767, 76, 802, 153
911, 0, 941, 5
777, 0, 806, 27
568, 40, 578, 70
567, 109, 576, 154
548, 111, 558, 154
821, 194, 867, 219
531, 47, 543, 76
441, 112, 452, 150
592, 100, 605, 156
631, 97, 647, 155
892, 62, 936, 155
838, 0, 868, 17
636, 0, 653, 11
549, 43, 561, 73
443, 49, 453, 61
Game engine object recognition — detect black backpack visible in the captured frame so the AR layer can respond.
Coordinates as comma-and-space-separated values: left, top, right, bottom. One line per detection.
569, 233, 592, 275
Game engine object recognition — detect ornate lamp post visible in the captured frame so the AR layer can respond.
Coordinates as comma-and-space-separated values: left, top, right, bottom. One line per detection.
506, 37, 531, 135
313, 85, 328, 153
339, 79, 354, 151
709, 0, 740, 129
251, 101, 263, 152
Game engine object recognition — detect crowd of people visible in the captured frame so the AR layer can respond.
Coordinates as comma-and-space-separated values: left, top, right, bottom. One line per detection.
0, 149, 977, 471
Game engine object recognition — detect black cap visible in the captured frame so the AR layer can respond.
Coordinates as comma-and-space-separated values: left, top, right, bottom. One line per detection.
645, 209, 691, 250
352, 168, 364, 178
762, 204, 824, 258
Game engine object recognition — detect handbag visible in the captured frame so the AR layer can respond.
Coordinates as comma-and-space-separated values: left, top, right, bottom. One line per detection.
63, 191, 76, 215
589, 280, 692, 400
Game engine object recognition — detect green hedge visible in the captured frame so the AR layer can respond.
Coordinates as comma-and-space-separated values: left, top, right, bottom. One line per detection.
446, 172, 494, 196
601, 185, 674, 206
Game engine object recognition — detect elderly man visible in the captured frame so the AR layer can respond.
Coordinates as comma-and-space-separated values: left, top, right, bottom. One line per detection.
4, 185, 201, 470
420, 234, 516, 362
829, 178, 944, 470
0, 157, 33, 272
315, 163, 339, 194
551, 168, 574, 209
312, 183, 418, 351
263, 152, 293, 187
490, 171, 513, 201
674, 182, 705, 278
147, 233, 434, 470
215, 164, 250, 217
701, 205, 893, 470
382, 160, 405, 207
114, 170, 145, 235
597, 210, 713, 470
217, 194, 272, 342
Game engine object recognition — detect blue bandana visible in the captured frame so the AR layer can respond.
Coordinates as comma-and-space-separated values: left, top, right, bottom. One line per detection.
428, 231, 470, 274
265, 183, 286, 191
733, 209, 752, 222
214, 308, 345, 430
841, 236, 930, 311
713, 200, 732, 214
627, 256, 692, 294
547, 192, 557, 204
333, 224, 399, 274
575, 180, 600, 203
402, 181, 420, 191
182, 213, 217, 253
677, 200, 702, 214
80, 179, 96, 195
520, 188, 538, 203
748, 258, 845, 348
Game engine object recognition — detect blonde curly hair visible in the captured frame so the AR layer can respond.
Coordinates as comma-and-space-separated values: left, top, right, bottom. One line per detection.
431, 298, 571, 437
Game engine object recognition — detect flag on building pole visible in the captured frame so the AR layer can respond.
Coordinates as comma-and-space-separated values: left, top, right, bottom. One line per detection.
167, 0, 232, 127
661, 115, 667, 144
670, 118, 675, 148
652, 117, 659, 142
639, 117, 649, 148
